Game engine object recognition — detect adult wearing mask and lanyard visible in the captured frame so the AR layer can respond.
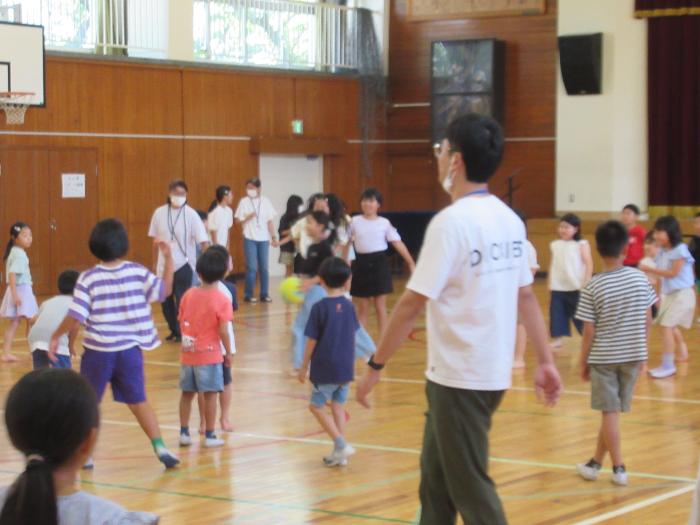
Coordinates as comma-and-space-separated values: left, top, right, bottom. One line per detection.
148, 180, 209, 342
235, 178, 278, 303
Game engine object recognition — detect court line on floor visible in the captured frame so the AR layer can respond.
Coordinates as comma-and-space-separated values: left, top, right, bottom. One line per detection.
0, 468, 412, 524
569, 484, 695, 525
142, 361, 700, 406
96, 419, 696, 484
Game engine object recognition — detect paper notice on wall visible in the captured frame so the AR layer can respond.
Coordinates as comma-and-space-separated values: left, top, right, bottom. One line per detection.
62, 173, 85, 198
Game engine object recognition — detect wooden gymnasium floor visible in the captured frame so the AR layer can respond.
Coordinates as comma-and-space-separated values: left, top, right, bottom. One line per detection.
0, 277, 698, 524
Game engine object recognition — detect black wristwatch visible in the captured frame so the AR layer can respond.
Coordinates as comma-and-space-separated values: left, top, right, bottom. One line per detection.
367, 355, 385, 371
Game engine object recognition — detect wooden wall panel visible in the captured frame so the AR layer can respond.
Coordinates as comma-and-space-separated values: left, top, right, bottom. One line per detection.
0, 56, 367, 271
386, 0, 558, 216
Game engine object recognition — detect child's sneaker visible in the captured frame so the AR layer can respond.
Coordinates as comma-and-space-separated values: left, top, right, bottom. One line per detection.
649, 365, 676, 378
204, 436, 225, 448
323, 444, 355, 467
82, 457, 94, 470
179, 434, 192, 447
156, 448, 180, 469
611, 465, 628, 486
576, 459, 601, 481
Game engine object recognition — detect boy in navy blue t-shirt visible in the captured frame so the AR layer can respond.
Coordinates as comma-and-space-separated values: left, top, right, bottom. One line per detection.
298, 257, 358, 467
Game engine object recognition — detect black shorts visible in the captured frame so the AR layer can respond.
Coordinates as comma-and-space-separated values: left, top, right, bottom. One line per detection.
351, 251, 393, 298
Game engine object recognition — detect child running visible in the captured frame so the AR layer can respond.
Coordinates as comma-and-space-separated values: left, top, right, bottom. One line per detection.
575, 220, 656, 486
350, 188, 415, 335
298, 257, 358, 467
640, 215, 696, 378
178, 248, 234, 448
28, 270, 80, 370
549, 213, 593, 348
0, 222, 39, 363
0, 369, 159, 524
49, 219, 179, 469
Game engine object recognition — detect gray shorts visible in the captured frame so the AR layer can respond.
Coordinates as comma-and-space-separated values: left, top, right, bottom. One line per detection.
180, 364, 224, 393
590, 362, 641, 412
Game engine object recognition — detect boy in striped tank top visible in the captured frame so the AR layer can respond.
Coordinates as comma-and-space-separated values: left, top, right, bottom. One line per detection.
49, 219, 180, 469
574, 221, 656, 486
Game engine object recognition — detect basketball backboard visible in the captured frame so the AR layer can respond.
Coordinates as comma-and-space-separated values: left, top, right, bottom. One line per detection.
0, 21, 45, 106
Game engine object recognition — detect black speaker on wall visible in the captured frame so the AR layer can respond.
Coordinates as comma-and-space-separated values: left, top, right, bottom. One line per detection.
558, 33, 602, 95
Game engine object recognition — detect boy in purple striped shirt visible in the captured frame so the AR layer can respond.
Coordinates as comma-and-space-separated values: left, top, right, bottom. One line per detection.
50, 219, 180, 469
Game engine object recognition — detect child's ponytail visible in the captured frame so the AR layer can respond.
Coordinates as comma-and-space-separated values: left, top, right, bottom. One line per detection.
0, 455, 57, 525
3, 223, 28, 262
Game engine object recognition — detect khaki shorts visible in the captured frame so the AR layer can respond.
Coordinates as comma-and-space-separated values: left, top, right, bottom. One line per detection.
656, 287, 696, 329
278, 251, 295, 266
590, 362, 642, 412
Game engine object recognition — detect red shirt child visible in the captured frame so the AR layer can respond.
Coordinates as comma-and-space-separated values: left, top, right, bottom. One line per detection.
622, 205, 646, 267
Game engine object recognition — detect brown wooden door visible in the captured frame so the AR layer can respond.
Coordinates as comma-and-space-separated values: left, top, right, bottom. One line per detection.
0, 148, 52, 295
48, 149, 99, 288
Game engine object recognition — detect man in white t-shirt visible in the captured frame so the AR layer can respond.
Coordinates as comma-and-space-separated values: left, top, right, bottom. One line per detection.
148, 180, 209, 341
234, 178, 279, 303
356, 115, 563, 525
208, 185, 234, 248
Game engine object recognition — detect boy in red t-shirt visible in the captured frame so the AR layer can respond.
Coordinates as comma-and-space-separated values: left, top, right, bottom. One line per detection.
622, 204, 646, 267
177, 249, 233, 448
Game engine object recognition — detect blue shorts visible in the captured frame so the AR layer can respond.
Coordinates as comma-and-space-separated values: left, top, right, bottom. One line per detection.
32, 350, 71, 370
310, 383, 349, 407
223, 363, 232, 386
180, 364, 224, 392
80, 347, 146, 404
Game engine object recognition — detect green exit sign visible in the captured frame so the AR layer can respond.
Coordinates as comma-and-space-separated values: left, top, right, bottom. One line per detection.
291, 119, 304, 135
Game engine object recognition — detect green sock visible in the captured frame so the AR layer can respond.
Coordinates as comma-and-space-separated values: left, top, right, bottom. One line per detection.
151, 437, 166, 453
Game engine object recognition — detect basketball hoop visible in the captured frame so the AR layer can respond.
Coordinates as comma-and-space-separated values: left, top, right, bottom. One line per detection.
0, 92, 34, 125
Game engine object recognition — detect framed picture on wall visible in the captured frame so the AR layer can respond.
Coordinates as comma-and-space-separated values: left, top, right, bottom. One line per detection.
431, 39, 504, 144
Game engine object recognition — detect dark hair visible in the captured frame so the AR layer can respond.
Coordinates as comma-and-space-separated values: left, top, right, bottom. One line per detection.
695, 212, 700, 219
325, 193, 347, 227
57, 270, 80, 295
285, 195, 304, 219
246, 178, 261, 188
654, 215, 683, 247
0, 369, 99, 525
360, 187, 383, 206
513, 208, 527, 227
623, 204, 640, 216
305, 193, 326, 213
3, 222, 28, 262
319, 257, 352, 289
644, 230, 656, 244
309, 211, 330, 229
195, 209, 208, 222
209, 185, 232, 213
88, 219, 129, 262
168, 180, 188, 193
595, 220, 629, 258
560, 213, 582, 241
196, 248, 227, 284
445, 114, 504, 183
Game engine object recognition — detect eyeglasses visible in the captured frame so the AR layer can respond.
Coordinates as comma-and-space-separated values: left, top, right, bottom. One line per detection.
432, 142, 453, 157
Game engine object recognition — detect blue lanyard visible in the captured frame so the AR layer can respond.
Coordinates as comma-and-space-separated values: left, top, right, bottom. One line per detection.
460, 189, 490, 199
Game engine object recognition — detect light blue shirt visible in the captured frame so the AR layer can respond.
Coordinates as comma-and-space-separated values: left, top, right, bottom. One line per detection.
5, 247, 32, 285
656, 243, 695, 295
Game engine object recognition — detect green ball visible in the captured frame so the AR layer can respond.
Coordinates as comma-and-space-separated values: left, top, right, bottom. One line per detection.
279, 276, 304, 304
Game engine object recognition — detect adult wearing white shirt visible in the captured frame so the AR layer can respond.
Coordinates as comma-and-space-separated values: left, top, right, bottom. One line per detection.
148, 180, 209, 341
234, 178, 278, 303
207, 185, 234, 248
356, 115, 563, 525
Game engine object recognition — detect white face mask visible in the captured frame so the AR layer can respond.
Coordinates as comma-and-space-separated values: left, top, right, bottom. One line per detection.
441, 173, 454, 194
247, 189, 258, 199
170, 195, 186, 207
298, 205, 305, 214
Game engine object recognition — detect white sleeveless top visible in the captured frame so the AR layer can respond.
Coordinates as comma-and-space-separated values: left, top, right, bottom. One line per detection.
549, 239, 588, 291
